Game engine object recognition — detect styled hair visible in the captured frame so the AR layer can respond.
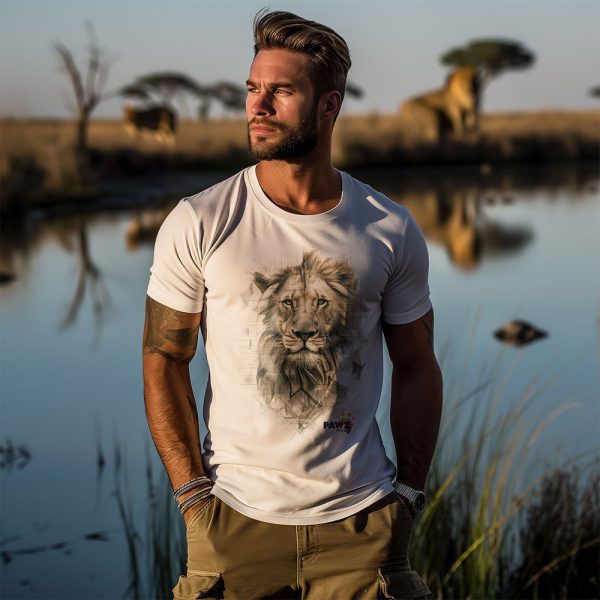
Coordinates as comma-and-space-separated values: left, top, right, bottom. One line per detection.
253, 10, 351, 103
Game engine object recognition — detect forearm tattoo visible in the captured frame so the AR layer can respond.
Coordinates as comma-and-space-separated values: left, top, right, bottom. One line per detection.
143, 297, 200, 363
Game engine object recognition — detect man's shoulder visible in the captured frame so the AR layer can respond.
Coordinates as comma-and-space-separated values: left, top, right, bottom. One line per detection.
344, 171, 410, 223
183, 167, 250, 218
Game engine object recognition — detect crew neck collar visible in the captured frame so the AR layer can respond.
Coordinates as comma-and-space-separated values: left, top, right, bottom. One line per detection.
246, 164, 349, 223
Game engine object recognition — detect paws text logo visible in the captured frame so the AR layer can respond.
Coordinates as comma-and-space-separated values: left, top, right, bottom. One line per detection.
323, 410, 355, 434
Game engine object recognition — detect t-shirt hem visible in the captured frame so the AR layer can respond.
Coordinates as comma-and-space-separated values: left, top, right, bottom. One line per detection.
382, 297, 432, 325
211, 482, 395, 525
146, 287, 203, 314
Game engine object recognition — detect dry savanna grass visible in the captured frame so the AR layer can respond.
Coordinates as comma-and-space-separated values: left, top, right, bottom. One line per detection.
0, 110, 598, 213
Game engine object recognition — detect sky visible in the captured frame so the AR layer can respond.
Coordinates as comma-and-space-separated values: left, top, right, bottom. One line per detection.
0, 0, 599, 119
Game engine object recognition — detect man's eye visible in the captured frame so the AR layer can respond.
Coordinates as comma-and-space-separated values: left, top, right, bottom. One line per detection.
274, 89, 290, 95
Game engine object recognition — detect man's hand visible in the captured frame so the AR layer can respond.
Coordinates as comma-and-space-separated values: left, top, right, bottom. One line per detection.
182, 489, 214, 528
383, 308, 443, 492
142, 296, 208, 501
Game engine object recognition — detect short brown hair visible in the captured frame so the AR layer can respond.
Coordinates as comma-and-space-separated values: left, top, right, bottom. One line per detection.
253, 10, 351, 103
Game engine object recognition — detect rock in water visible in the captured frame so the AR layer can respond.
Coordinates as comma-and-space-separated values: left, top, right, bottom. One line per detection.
493, 320, 548, 347
0, 272, 15, 285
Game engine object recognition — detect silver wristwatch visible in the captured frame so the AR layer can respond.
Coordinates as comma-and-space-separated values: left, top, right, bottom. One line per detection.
393, 481, 426, 513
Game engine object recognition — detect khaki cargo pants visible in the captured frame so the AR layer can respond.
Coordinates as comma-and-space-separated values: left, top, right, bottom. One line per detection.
173, 492, 432, 600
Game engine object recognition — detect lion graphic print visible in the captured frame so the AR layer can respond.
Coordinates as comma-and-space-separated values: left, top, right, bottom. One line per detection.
252, 251, 361, 428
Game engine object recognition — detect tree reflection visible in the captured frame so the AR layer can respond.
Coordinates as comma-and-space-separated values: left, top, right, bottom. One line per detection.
124, 202, 176, 251
0, 439, 31, 471
59, 220, 112, 350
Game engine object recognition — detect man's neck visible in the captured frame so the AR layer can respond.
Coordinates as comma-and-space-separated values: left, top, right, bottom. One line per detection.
255, 156, 342, 216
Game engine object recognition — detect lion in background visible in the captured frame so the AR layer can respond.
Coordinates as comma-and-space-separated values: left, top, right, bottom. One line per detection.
253, 251, 357, 426
400, 65, 481, 141
122, 104, 177, 146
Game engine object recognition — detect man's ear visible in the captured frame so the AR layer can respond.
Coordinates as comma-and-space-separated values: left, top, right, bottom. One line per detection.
321, 90, 342, 120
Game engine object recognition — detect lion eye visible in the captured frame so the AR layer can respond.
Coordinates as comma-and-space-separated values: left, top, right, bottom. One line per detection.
317, 298, 329, 306
282, 299, 293, 307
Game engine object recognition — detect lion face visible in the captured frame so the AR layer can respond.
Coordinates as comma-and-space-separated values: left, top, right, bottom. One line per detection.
253, 252, 356, 425
273, 270, 349, 356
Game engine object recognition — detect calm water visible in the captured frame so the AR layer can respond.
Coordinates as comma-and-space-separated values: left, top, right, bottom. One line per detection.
1, 165, 598, 598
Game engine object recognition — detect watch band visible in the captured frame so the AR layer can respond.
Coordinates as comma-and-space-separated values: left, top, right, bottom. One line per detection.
393, 481, 426, 512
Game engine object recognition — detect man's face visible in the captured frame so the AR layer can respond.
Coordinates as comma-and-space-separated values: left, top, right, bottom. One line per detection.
246, 49, 320, 161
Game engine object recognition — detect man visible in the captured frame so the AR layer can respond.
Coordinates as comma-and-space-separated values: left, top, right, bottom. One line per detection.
142, 10, 442, 600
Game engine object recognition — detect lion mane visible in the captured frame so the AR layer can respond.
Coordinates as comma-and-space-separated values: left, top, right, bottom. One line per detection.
253, 251, 356, 425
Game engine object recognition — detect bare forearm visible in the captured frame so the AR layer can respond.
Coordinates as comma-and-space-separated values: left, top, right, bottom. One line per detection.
143, 359, 206, 489
142, 296, 205, 491
390, 359, 443, 491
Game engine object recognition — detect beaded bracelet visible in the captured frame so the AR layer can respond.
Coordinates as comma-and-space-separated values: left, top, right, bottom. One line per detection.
173, 476, 212, 500
178, 486, 213, 515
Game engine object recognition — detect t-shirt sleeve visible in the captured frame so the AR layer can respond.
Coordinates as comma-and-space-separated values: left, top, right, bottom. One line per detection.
381, 212, 432, 324
146, 199, 205, 313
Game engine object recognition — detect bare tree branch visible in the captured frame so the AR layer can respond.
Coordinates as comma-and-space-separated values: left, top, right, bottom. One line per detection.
53, 42, 85, 109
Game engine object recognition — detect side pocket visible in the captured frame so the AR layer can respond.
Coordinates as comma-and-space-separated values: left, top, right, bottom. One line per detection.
377, 568, 432, 599
185, 495, 216, 532
172, 572, 222, 600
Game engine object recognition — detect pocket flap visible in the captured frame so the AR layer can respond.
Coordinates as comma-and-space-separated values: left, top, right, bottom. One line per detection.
378, 568, 432, 599
172, 572, 222, 599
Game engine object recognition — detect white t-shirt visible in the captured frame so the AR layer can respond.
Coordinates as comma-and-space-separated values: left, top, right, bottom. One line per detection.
146, 165, 432, 525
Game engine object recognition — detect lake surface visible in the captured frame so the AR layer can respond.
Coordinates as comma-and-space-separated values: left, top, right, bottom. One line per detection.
1, 163, 598, 598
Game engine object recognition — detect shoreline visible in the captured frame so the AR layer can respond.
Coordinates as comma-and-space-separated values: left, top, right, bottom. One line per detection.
1, 159, 597, 226
1, 109, 598, 220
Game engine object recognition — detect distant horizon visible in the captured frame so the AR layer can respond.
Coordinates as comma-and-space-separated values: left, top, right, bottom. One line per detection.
1, 106, 598, 123
1, 0, 599, 119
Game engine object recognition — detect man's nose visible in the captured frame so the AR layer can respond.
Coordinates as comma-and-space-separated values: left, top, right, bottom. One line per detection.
249, 91, 275, 117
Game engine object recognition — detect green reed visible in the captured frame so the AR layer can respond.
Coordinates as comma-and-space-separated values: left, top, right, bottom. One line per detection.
113, 440, 186, 599
409, 331, 599, 599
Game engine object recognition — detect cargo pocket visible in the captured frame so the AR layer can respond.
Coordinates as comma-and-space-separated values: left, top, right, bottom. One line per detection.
172, 572, 223, 600
377, 568, 432, 599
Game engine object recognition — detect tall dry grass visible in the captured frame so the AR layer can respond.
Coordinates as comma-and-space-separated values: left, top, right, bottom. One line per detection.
1, 110, 598, 215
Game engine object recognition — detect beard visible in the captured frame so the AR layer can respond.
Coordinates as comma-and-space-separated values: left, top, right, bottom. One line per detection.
248, 107, 319, 161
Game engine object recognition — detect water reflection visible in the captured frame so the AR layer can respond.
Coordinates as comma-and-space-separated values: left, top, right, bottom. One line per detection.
124, 202, 177, 251
0, 215, 117, 348
0, 440, 31, 471
372, 163, 597, 270
0, 164, 597, 599
396, 188, 533, 269
1, 529, 112, 565
59, 222, 112, 348
1, 164, 596, 273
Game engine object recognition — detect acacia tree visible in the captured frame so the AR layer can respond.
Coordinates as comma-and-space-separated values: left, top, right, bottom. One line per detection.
440, 38, 535, 117
53, 21, 117, 176
345, 82, 364, 100
196, 80, 364, 120
121, 72, 203, 112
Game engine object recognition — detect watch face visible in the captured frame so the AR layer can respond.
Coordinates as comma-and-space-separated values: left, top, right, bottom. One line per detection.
414, 492, 426, 512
